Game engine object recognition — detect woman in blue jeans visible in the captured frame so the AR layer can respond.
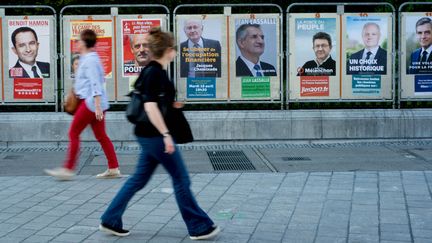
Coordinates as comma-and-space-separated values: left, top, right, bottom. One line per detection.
99, 28, 220, 240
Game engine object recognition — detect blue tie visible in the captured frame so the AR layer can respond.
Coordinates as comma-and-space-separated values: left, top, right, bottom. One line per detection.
32, 66, 40, 78
420, 50, 428, 63
253, 64, 262, 77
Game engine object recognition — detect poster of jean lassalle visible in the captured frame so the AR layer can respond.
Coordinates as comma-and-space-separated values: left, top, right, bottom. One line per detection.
342, 13, 392, 99
400, 13, 432, 98
288, 13, 339, 100
175, 14, 227, 101
230, 14, 280, 100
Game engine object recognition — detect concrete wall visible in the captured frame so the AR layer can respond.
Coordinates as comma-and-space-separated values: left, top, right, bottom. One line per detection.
0, 109, 431, 146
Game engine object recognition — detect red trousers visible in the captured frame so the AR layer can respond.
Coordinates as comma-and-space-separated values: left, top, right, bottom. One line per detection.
64, 100, 119, 170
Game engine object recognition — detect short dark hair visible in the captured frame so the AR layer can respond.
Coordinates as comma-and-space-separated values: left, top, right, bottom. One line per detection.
236, 24, 261, 43
313, 32, 332, 48
147, 27, 174, 59
11, 27, 38, 48
80, 29, 97, 48
416, 17, 432, 29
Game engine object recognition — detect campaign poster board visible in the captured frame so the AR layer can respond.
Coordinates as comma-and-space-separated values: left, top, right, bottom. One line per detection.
342, 13, 393, 99
288, 13, 339, 100
3, 16, 55, 102
400, 13, 432, 99
230, 14, 280, 100
116, 15, 167, 101
176, 14, 227, 101
62, 16, 115, 101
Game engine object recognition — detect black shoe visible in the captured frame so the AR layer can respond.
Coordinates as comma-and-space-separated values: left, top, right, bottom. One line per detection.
99, 223, 130, 237
190, 225, 220, 240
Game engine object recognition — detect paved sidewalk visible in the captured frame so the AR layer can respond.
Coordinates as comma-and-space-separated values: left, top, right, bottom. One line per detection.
0, 171, 432, 242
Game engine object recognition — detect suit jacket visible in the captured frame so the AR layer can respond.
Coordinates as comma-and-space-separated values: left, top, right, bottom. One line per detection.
10, 61, 50, 78
236, 57, 277, 77
297, 56, 336, 76
347, 46, 387, 75
180, 38, 221, 78
408, 48, 432, 74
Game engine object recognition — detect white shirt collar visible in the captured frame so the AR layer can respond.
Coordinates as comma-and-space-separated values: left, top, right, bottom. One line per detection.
423, 45, 432, 53
240, 55, 262, 77
362, 46, 380, 59
422, 45, 432, 59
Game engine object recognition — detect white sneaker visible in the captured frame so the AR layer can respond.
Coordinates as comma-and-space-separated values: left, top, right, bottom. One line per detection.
190, 225, 220, 240
44, 167, 75, 181
96, 168, 121, 179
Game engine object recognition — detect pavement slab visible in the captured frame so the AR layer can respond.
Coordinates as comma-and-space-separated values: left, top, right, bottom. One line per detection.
0, 141, 432, 242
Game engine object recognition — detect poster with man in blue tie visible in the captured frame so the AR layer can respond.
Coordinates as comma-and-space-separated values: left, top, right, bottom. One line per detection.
234, 17, 277, 98
179, 17, 222, 78
407, 17, 432, 75
346, 17, 388, 76
344, 15, 390, 97
402, 15, 432, 96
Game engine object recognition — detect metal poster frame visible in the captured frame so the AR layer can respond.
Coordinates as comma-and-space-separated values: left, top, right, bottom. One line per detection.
174, 4, 284, 108
60, 4, 169, 110
398, 2, 432, 107
286, 2, 396, 108
0, 5, 57, 109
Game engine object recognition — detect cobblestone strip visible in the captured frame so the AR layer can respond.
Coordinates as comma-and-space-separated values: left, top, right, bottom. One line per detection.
402, 171, 432, 242
280, 172, 311, 242
349, 172, 380, 243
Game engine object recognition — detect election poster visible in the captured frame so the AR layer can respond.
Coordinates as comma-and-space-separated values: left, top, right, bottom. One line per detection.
230, 14, 280, 100
70, 20, 113, 78
342, 13, 392, 99
400, 13, 432, 99
176, 14, 227, 101
288, 13, 339, 100
122, 19, 161, 77
7, 18, 52, 101
8, 19, 51, 79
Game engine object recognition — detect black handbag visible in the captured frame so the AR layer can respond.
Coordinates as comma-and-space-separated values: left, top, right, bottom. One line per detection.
126, 90, 168, 124
125, 90, 148, 124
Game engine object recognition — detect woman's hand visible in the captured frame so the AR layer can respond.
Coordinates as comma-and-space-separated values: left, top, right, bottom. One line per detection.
173, 101, 184, 109
163, 135, 175, 154
95, 106, 104, 121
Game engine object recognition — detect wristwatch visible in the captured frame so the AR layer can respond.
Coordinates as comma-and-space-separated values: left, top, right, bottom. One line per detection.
162, 132, 170, 137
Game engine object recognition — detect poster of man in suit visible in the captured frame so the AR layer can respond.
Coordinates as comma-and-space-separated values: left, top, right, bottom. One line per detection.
8, 20, 50, 79
346, 17, 388, 75
235, 19, 277, 77
179, 17, 222, 78
122, 19, 161, 77
406, 16, 432, 75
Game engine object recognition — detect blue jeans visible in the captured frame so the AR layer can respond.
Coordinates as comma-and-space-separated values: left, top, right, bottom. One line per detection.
101, 136, 214, 235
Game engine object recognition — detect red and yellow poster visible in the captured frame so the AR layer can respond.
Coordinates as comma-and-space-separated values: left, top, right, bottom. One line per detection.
122, 19, 161, 77
70, 20, 113, 78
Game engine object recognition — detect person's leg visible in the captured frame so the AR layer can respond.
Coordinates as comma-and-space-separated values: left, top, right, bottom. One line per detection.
100, 136, 158, 229
63, 100, 93, 170
89, 110, 119, 169
155, 138, 214, 236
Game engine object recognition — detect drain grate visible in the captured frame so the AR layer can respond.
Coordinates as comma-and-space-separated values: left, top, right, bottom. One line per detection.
282, 157, 311, 161
207, 150, 255, 171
